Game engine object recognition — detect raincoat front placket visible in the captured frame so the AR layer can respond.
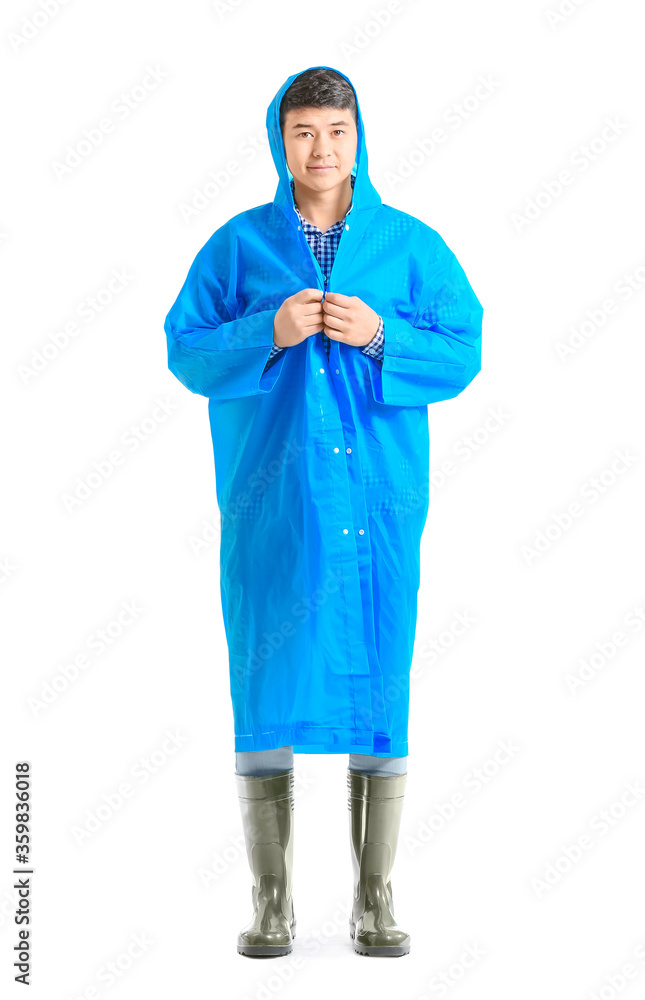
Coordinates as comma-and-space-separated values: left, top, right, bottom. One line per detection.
289, 198, 388, 746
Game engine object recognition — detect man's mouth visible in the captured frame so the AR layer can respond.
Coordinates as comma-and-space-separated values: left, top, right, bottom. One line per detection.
308, 165, 335, 170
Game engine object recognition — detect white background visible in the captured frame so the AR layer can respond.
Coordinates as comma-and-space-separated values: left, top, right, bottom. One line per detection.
2, 0, 645, 997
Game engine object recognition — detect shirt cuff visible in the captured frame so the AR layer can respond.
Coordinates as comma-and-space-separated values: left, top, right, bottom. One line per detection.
262, 341, 286, 373
361, 316, 384, 361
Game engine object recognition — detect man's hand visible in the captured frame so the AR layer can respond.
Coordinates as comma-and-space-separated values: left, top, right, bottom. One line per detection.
321, 292, 380, 348
273, 288, 324, 348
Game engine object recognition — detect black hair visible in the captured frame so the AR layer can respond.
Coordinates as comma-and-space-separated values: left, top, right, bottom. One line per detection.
279, 68, 358, 133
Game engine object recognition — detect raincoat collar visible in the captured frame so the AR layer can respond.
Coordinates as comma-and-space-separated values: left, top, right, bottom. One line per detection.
267, 65, 382, 229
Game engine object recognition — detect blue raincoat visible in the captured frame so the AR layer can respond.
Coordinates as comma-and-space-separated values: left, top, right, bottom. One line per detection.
164, 65, 483, 756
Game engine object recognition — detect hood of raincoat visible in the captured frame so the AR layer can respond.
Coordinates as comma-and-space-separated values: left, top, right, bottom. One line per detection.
265, 65, 382, 229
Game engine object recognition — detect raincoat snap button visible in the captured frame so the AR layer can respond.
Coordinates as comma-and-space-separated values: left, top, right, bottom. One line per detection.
358, 529, 364, 535
334, 447, 339, 453
343, 528, 349, 534
335, 369, 340, 374
346, 447, 352, 454
319, 367, 325, 374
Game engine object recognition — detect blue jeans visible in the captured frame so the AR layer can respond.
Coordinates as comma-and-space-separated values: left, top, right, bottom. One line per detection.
235, 746, 407, 777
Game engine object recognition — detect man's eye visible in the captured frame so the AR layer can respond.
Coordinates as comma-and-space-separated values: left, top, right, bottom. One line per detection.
296, 130, 345, 138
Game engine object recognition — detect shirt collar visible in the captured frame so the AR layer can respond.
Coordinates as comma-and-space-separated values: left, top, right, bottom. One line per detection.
290, 173, 355, 230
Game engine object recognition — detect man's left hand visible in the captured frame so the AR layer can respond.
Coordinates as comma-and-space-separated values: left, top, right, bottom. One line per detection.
322, 292, 380, 347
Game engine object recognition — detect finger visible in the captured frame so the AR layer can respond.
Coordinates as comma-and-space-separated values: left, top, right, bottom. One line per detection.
296, 287, 324, 302
322, 324, 344, 342
302, 315, 324, 329
323, 314, 346, 334
303, 302, 325, 316
321, 298, 350, 319
302, 315, 324, 327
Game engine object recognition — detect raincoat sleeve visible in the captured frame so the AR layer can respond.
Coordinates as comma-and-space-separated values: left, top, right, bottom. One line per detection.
369, 235, 482, 407
164, 227, 283, 399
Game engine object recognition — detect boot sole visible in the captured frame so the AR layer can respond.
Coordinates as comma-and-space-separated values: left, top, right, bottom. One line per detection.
237, 943, 293, 957
353, 942, 410, 956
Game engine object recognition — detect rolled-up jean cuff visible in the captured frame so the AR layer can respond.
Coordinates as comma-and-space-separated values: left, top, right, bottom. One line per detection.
234, 747, 408, 777
235, 745, 294, 776
348, 753, 408, 776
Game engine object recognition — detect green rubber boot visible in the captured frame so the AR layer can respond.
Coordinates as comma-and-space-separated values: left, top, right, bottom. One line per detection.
236, 768, 296, 957
347, 768, 411, 957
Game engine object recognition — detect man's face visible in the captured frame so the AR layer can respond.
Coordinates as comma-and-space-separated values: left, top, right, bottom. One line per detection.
282, 106, 358, 195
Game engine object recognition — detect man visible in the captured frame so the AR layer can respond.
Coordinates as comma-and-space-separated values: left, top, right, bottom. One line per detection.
164, 65, 483, 958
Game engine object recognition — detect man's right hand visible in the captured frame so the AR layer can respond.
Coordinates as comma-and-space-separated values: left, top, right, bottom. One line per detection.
273, 288, 324, 348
